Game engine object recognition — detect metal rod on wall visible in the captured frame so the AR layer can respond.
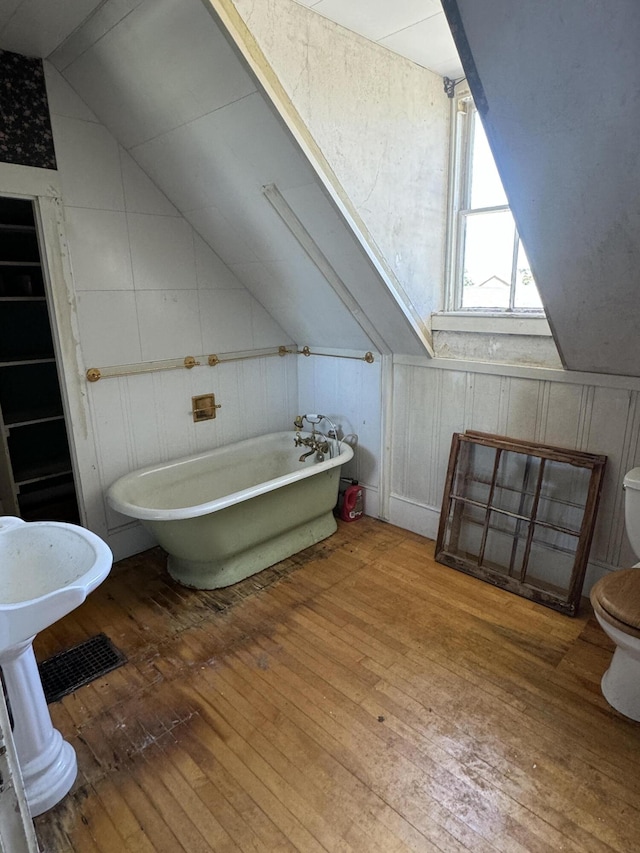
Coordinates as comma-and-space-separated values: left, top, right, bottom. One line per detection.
208, 346, 292, 366
86, 348, 292, 382
298, 346, 375, 363
86, 345, 376, 382
86, 356, 200, 383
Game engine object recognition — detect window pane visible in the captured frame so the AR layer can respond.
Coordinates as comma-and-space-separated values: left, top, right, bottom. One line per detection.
482, 510, 530, 577
442, 498, 485, 560
493, 451, 541, 517
452, 442, 497, 505
514, 242, 543, 310
470, 115, 508, 209
461, 211, 515, 309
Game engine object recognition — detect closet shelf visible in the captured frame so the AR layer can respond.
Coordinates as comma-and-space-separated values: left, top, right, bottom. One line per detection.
0, 296, 46, 303
4, 410, 64, 429
0, 224, 36, 233
14, 459, 73, 488
0, 356, 55, 367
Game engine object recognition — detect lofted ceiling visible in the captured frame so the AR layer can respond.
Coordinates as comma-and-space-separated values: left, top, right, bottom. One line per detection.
0, 0, 462, 77
0, 0, 106, 58
292, 0, 462, 79
0, 0, 451, 358
0, 0, 461, 358
3, 1, 636, 377
6, 0, 440, 356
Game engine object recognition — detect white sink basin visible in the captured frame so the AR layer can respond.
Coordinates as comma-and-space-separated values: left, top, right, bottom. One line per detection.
0, 517, 113, 816
0, 519, 112, 651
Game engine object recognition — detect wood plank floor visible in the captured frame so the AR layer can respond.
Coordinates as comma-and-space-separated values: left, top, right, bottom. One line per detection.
32, 518, 640, 853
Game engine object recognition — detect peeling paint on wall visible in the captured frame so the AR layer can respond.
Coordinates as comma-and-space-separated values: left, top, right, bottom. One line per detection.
228, 0, 450, 320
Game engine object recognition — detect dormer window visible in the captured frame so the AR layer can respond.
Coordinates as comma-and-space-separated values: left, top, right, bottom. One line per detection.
446, 95, 544, 314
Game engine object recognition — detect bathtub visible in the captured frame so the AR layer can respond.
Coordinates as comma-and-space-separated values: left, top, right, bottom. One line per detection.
106, 431, 353, 589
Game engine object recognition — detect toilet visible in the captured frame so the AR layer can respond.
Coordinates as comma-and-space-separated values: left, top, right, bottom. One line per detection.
590, 468, 640, 721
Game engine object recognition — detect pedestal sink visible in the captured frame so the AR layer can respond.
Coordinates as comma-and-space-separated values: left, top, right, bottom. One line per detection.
0, 517, 112, 816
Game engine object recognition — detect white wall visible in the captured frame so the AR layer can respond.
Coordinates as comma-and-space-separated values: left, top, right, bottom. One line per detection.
44, 63, 298, 557
297, 351, 384, 518
228, 0, 450, 321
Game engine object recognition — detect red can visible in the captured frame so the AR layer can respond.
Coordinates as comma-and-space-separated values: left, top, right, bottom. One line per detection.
340, 483, 364, 522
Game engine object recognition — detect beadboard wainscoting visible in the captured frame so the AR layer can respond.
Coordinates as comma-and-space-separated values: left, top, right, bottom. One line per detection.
390, 357, 640, 591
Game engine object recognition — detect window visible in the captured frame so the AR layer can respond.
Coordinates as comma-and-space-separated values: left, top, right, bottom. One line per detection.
446, 96, 544, 313
435, 430, 606, 615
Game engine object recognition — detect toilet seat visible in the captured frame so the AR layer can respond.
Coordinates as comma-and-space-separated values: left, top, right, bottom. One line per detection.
590, 568, 640, 640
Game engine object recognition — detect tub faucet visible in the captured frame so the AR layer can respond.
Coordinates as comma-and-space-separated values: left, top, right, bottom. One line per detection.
293, 414, 340, 458
294, 433, 330, 462
298, 446, 319, 463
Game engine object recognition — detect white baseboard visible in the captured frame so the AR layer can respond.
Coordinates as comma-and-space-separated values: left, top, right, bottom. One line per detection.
583, 559, 615, 593
361, 484, 379, 519
387, 494, 440, 540
107, 522, 156, 562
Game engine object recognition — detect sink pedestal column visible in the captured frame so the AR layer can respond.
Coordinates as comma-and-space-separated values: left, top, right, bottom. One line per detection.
0, 638, 77, 816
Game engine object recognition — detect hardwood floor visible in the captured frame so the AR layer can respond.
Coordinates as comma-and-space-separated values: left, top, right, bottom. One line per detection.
33, 518, 640, 853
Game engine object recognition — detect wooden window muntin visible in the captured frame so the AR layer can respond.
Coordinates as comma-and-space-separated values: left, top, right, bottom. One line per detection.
436, 431, 606, 615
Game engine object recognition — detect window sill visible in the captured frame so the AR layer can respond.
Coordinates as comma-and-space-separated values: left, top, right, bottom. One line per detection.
431, 312, 551, 337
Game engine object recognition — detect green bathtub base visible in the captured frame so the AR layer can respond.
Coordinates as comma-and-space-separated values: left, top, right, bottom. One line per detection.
166, 511, 338, 590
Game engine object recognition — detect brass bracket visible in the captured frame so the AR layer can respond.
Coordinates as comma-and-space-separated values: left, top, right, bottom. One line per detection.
184, 356, 199, 369
86, 367, 101, 382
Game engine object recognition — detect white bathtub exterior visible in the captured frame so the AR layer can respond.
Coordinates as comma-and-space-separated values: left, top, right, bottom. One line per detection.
106, 431, 353, 588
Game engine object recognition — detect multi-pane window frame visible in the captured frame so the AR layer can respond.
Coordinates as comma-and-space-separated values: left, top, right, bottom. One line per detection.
444, 92, 544, 315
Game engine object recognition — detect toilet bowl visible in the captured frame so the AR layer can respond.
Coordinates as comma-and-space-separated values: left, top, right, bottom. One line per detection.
590, 567, 640, 721
589, 466, 640, 720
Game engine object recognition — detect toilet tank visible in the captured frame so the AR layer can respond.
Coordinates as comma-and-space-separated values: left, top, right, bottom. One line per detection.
623, 468, 640, 557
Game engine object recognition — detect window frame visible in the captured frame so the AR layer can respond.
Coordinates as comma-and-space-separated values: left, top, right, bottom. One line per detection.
444, 92, 544, 316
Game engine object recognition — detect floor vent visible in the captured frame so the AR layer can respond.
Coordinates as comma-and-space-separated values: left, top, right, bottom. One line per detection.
38, 633, 127, 704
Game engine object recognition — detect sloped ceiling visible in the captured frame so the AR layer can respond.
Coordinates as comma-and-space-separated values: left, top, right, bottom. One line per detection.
443, 0, 640, 377
0, 0, 104, 57
39, 0, 431, 357
0, 0, 462, 79
291, 0, 462, 79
